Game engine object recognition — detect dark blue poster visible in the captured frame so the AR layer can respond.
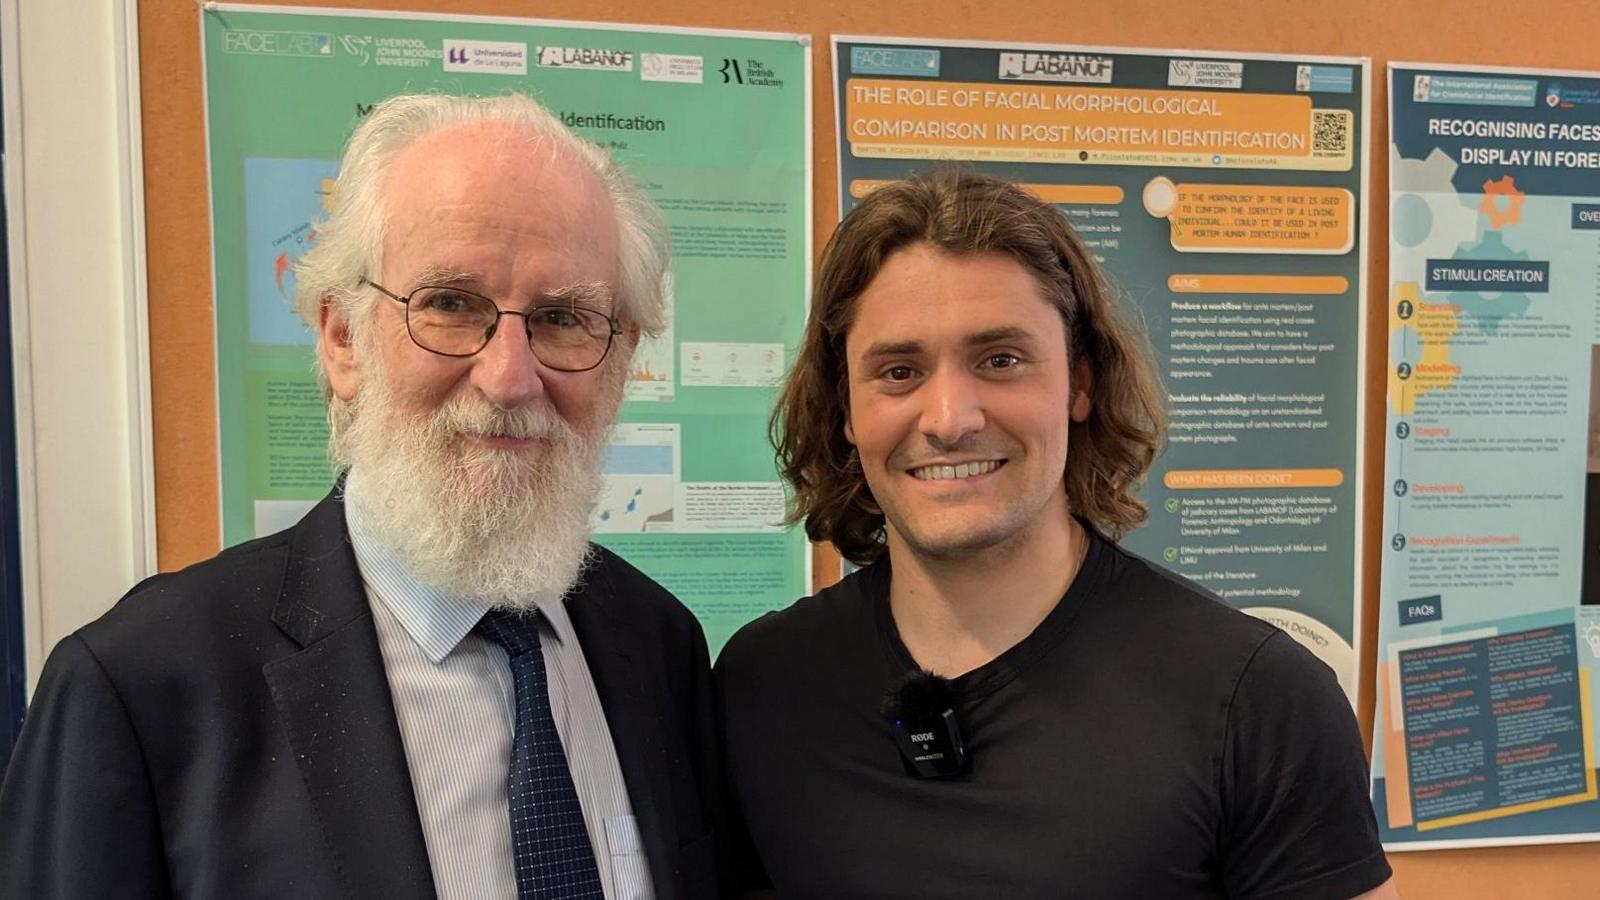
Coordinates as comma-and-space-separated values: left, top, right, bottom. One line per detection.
1376, 62, 1600, 849
0, 106, 24, 766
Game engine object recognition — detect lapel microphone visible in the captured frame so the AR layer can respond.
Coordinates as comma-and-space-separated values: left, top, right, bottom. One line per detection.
881, 669, 967, 778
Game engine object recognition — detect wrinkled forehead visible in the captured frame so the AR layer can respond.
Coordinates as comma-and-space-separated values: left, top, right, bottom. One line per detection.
383, 122, 610, 222
378, 123, 619, 286
387, 119, 595, 183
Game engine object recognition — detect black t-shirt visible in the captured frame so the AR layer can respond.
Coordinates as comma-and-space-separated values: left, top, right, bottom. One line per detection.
716, 529, 1391, 899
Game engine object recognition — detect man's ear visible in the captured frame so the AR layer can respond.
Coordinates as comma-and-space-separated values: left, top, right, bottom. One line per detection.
843, 376, 857, 446
319, 295, 361, 402
1070, 358, 1094, 422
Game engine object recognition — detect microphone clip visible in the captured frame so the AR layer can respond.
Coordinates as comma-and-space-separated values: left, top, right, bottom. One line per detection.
882, 670, 968, 778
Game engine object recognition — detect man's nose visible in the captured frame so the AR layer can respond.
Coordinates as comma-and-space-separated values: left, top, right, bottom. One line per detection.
920, 367, 985, 449
468, 318, 547, 409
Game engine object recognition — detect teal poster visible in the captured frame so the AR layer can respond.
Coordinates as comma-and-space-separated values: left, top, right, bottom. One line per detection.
834, 37, 1370, 695
203, 5, 811, 653
1376, 63, 1600, 849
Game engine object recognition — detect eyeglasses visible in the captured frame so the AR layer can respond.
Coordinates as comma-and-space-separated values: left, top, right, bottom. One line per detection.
362, 278, 623, 373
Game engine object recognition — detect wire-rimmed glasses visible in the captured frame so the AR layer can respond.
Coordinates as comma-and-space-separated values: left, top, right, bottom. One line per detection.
362, 278, 622, 372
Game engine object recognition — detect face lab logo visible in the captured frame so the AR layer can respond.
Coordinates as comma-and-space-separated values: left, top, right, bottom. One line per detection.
998, 52, 1113, 83
536, 46, 633, 72
338, 34, 373, 65
221, 29, 332, 58
1547, 83, 1563, 107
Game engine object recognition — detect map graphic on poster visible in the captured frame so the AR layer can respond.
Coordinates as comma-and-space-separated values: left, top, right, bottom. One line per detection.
833, 37, 1369, 696
242, 157, 332, 346
1376, 62, 1600, 850
596, 423, 680, 532
203, 5, 811, 654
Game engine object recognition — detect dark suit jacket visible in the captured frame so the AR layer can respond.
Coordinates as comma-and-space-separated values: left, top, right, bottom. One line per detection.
0, 491, 723, 898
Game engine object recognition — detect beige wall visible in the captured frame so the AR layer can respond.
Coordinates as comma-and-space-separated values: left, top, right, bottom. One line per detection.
4, 0, 154, 690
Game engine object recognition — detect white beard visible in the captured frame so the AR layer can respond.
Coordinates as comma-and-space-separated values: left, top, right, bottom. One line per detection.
333, 346, 621, 610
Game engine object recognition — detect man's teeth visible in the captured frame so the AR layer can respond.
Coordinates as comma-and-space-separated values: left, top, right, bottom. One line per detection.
911, 460, 1000, 480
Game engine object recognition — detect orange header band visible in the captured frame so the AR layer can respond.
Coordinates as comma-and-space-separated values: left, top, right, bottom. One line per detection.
1167, 274, 1350, 294
846, 77, 1313, 156
1164, 468, 1345, 489
850, 178, 1123, 204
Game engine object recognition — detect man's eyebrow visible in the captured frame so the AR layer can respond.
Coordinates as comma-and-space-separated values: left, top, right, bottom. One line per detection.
965, 325, 1036, 346
410, 265, 484, 287
860, 339, 922, 360
860, 327, 1037, 360
539, 281, 615, 309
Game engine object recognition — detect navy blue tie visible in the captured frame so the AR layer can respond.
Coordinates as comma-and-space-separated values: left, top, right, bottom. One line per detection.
477, 609, 605, 899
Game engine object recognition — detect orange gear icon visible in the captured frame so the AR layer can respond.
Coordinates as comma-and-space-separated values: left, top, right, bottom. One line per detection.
1478, 175, 1525, 229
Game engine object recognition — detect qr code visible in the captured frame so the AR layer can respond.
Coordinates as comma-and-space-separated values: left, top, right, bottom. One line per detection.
1313, 110, 1348, 153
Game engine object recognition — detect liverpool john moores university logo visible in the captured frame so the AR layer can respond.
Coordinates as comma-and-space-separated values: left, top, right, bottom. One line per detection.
337, 34, 373, 65
536, 46, 634, 72
336, 34, 440, 69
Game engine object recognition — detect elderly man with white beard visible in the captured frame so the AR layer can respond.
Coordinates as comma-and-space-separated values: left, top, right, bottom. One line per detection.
0, 94, 725, 899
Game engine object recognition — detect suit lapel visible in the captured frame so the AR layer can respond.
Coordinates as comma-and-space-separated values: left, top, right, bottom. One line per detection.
567, 558, 681, 900
263, 492, 435, 899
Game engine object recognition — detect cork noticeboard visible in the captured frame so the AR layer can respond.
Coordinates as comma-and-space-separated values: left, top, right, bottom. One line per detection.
139, 1, 1600, 894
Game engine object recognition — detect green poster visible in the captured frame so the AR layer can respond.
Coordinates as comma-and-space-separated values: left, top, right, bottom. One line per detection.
202, 5, 811, 653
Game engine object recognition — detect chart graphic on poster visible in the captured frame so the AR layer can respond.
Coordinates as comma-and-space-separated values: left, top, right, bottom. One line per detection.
1376, 62, 1600, 849
833, 37, 1369, 695
203, 5, 811, 653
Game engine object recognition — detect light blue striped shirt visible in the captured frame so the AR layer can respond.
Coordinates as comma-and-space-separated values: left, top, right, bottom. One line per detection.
345, 479, 654, 900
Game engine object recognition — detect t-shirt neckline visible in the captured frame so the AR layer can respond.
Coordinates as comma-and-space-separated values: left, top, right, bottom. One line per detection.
871, 520, 1111, 707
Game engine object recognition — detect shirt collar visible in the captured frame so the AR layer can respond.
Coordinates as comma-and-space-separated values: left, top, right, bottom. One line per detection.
343, 471, 570, 663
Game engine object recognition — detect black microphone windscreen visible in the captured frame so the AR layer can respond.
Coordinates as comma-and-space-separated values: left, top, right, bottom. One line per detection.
881, 669, 958, 721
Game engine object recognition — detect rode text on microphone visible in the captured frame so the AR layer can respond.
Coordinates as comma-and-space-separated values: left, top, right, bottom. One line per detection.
881, 669, 967, 778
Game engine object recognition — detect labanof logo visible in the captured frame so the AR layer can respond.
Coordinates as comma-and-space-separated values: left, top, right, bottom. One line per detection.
719, 57, 784, 88
997, 52, 1113, 84
443, 39, 527, 76
221, 30, 332, 58
536, 46, 633, 72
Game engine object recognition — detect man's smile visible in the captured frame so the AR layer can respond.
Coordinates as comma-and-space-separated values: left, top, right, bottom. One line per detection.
907, 459, 1006, 481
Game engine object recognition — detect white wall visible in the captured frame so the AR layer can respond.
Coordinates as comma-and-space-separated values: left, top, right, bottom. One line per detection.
3, 0, 155, 692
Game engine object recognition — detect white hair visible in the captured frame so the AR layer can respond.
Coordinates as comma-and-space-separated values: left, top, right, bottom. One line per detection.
294, 92, 669, 368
